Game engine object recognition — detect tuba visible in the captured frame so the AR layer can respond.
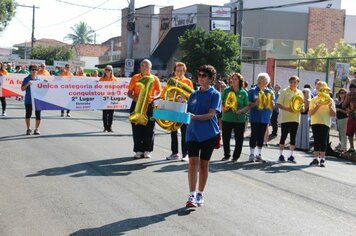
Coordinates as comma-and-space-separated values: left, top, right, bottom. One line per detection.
317, 87, 331, 105
290, 94, 305, 112
155, 78, 193, 132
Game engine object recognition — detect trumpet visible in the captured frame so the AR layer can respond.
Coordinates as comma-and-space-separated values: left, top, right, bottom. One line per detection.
289, 94, 304, 112
155, 78, 193, 132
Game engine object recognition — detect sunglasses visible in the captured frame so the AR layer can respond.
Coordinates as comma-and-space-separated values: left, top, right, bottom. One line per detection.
31, 69, 38, 71
105, 69, 112, 72
198, 73, 207, 78
339, 92, 346, 94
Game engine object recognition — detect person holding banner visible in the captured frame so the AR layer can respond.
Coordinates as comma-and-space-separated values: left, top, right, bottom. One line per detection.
0, 62, 8, 116
21, 64, 45, 135
163, 62, 193, 162
127, 59, 162, 159
60, 64, 73, 117
37, 63, 50, 76
221, 73, 249, 162
99, 65, 118, 132
185, 65, 221, 208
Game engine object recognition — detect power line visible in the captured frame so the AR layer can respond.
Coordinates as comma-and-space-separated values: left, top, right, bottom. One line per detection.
38, 0, 111, 28
55, 0, 122, 11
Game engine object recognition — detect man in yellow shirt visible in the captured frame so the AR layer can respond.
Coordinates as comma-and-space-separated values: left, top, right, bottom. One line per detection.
277, 76, 303, 163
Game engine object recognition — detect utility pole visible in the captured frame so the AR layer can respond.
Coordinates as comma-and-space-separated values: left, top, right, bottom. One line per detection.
17, 4, 39, 58
127, 0, 135, 59
237, 0, 243, 63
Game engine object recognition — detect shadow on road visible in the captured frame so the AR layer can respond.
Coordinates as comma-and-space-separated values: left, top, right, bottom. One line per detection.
209, 159, 309, 174
69, 207, 193, 236
26, 157, 180, 177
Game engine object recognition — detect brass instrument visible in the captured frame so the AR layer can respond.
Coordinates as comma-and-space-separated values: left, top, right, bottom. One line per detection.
317, 87, 331, 105
290, 94, 304, 112
155, 78, 193, 132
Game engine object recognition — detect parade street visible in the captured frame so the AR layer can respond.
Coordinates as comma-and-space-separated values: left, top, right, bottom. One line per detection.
1, 98, 356, 236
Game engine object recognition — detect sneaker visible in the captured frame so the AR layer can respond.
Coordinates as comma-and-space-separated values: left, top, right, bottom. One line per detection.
186, 194, 197, 208
133, 152, 143, 159
26, 128, 32, 135
248, 154, 255, 162
33, 129, 40, 135
66, 113, 71, 117
255, 155, 266, 163
60, 113, 64, 117
103, 129, 108, 132
319, 159, 326, 167
287, 156, 296, 163
166, 153, 179, 160
196, 193, 204, 207
309, 158, 319, 166
231, 158, 238, 162
278, 155, 286, 162
2, 111, 6, 116
144, 151, 151, 158
181, 155, 189, 162
221, 156, 230, 161
107, 128, 114, 133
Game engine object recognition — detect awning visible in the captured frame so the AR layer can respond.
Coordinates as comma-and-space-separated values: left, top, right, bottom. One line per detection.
150, 24, 196, 70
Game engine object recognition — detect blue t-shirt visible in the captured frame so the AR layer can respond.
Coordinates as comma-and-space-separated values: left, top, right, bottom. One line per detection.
186, 86, 221, 142
21, 75, 43, 104
248, 86, 274, 124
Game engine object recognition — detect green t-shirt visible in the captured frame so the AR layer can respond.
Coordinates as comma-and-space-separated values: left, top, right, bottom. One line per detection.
221, 86, 249, 123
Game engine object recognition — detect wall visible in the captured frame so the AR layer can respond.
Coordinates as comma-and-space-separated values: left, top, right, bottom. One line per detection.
344, 15, 356, 45
307, 8, 345, 50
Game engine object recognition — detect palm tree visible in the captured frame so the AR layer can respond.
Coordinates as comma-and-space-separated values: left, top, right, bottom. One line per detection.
64, 21, 95, 44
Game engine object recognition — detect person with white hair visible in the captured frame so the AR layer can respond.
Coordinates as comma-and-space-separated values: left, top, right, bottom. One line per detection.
127, 59, 162, 159
247, 73, 275, 162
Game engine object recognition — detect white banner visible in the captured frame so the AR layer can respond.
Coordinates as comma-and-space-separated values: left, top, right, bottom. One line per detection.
31, 79, 132, 110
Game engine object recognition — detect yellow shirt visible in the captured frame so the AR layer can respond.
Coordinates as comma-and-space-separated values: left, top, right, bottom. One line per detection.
277, 87, 303, 123
309, 97, 336, 127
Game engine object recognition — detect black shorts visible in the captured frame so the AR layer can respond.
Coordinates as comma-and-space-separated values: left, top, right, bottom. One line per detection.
187, 136, 216, 161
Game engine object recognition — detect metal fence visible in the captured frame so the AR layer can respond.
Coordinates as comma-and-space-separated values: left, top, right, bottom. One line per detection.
241, 57, 356, 93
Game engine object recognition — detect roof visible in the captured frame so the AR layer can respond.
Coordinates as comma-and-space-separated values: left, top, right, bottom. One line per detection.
150, 24, 195, 70
13, 38, 69, 48
73, 44, 109, 57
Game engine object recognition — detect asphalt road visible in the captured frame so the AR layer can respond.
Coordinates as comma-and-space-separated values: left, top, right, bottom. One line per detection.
1, 98, 356, 236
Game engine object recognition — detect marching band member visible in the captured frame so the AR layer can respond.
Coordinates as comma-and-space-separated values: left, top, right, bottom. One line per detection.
247, 73, 275, 163
277, 76, 303, 163
127, 59, 162, 159
163, 62, 193, 162
221, 73, 249, 162
99, 65, 118, 132
21, 65, 45, 135
308, 81, 336, 167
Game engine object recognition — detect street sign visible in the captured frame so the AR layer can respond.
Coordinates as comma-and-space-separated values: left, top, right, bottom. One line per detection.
125, 59, 134, 73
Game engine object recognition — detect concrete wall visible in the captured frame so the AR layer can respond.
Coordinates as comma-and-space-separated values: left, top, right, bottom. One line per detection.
344, 15, 356, 44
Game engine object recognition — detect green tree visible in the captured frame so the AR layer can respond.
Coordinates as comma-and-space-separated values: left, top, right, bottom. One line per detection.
31, 45, 74, 65
178, 28, 240, 78
0, 0, 16, 31
64, 21, 95, 44
292, 40, 356, 73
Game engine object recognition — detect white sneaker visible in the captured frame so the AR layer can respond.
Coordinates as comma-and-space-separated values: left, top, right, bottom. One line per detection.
66, 113, 71, 117
144, 151, 151, 158
133, 152, 143, 159
181, 155, 189, 162
248, 154, 255, 162
166, 153, 179, 160
2, 111, 6, 116
255, 154, 266, 163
